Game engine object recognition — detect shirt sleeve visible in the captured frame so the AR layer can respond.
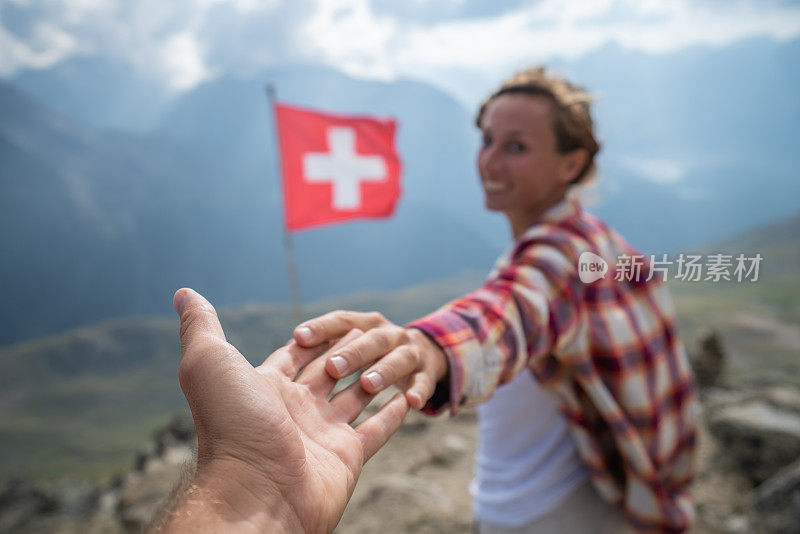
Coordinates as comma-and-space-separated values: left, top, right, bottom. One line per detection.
407, 236, 585, 416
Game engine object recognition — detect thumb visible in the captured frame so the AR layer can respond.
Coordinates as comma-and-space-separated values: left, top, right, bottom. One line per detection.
174, 288, 226, 353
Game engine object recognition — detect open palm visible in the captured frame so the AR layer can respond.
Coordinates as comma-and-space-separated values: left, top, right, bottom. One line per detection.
174, 288, 408, 533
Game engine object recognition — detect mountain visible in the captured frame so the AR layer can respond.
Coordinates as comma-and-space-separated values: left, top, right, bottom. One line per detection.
2, 37, 800, 344
0, 74, 504, 345
561, 37, 800, 252
9, 56, 169, 134
0, 82, 201, 343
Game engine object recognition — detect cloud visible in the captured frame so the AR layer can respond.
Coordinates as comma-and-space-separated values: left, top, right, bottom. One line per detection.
293, 0, 800, 104
0, 0, 199, 78
194, 0, 315, 76
620, 156, 684, 185
159, 31, 211, 91
0, 16, 81, 74
300, 0, 400, 80
368, 0, 536, 25
1, 0, 799, 98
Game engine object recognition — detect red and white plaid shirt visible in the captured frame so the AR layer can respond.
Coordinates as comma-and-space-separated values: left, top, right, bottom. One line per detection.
408, 198, 699, 533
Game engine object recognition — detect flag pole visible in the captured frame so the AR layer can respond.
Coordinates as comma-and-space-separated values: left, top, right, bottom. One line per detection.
265, 83, 303, 326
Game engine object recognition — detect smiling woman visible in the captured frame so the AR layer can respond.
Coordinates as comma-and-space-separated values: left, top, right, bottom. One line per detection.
475, 67, 600, 238
295, 65, 700, 534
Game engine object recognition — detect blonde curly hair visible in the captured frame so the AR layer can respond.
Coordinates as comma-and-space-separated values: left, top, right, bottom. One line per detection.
476, 66, 601, 185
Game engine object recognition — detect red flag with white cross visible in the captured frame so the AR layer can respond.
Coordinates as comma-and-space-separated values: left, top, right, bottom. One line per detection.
274, 103, 402, 231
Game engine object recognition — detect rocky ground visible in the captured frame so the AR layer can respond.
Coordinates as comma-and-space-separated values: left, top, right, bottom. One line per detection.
2, 331, 800, 534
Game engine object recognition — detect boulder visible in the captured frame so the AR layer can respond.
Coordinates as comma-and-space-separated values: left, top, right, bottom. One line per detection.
429, 433, 470, 468
154, 414, 196, 454
690, 328, 725, 388
116, 458, 187, 533
343, 474, 471, 533
708, 391, 800, 484
0, 477, 60, 532
752, 457, 800, 534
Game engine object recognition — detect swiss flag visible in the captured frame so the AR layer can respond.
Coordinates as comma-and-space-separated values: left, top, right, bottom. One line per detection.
274, 103, 402, 231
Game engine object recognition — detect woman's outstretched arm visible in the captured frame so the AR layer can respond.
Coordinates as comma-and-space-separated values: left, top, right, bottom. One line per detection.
293, 238, 582, 414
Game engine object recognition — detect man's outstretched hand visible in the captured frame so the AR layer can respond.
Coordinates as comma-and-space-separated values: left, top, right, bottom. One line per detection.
156, 288, 409, 534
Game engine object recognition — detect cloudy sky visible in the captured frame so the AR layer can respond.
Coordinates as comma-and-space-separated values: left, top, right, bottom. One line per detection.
2, 0, 800, 105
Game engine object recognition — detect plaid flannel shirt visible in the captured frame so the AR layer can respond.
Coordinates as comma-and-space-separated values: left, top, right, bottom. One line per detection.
408, 198, 699, 533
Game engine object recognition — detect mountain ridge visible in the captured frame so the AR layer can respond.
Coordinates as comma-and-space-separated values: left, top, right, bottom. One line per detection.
2, 39, 799, 344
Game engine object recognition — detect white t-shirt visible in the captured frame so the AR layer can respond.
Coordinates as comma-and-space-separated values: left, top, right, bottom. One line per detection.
470, 368, 587, 527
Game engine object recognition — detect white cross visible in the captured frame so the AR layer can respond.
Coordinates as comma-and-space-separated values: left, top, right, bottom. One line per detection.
302, 127, 387, 210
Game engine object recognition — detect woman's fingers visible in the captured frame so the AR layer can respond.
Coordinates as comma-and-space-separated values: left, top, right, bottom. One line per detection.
324, 326, 408, 380
294, 311, 387, 347
262, 340, 330, 378
405, 371, 437, 411
358, 344, 421, 394
294, 329, 364, 396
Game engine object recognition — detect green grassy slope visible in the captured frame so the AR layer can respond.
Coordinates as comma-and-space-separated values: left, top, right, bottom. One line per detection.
0, 271, 485, 481
669, 212, 800, 385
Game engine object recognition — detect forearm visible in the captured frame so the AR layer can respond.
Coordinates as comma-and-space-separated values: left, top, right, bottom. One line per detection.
408, 284, 534, 414
149, 463, 303, 534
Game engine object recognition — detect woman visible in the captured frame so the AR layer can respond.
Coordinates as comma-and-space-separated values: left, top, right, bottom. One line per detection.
293, 66, 699, 534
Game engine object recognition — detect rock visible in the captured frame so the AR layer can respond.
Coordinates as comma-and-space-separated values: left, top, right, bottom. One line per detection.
0, 477, 60, 532
343, 474, 471, 533
108, 416, 196, 532
0, 415, 197, 534
97, 489, 120, 516
708, 398, 800, 484
133, 443, 157, 472
357, 474, 455, 514
752, 457, 800, 534
0, 477, 59, 513
429, 434, 470, 467
725, 514, 750, 534
117, 461, 186, 533
706, 385, 800, 414
141, 444, 193, 475
398, 409, 430, 434
690, 328, 725, 388
154, 414, 196, 454
116, 439, 193, 532
407, 432, 472, 474
761, 387, 800, 413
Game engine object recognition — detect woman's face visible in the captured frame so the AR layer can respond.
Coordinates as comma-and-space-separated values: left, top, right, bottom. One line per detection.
477, 93, 581, 222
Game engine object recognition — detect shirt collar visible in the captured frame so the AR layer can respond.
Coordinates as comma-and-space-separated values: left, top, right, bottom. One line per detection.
518, 196, 581, 241
490, 196, 582, 275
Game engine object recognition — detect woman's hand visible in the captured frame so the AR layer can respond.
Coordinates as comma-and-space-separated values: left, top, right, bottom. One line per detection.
293, 311, 448, 410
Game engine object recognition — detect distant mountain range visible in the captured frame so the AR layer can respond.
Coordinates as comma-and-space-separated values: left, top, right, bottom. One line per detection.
1, 37, 799, 344
0, 70, 503, 345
